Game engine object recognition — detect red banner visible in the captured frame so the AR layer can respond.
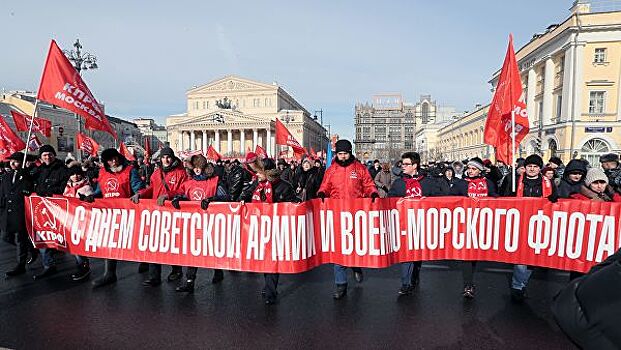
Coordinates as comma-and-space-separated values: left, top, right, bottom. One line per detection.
206, 145, 221, 161
275, 119, 305, 154
36, 40, 117, 138
255, 145, 267, 159
483, 34, 529, 164
0, 116, 26, 153
119, 142, 135, 161
25, 197, 621, 274
28, 134, 43, 152
10, 110, 52, 137
76, 132, 99, 157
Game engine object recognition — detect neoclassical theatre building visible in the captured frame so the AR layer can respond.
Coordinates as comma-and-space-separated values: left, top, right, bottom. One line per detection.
166, 75, 327, 157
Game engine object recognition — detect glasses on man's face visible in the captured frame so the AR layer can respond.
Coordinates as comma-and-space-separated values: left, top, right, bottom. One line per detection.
401, 162, 413, 167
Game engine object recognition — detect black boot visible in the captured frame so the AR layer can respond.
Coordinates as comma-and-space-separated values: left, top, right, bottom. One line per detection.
5, 265, 26, 278
175, 279, 195, 293
143, 278, 162, 287
353, 268, 364, 283
212, 269, 224, 284
71, 261, 91, 282
92, 260, 117, 288
167, 269, 183, 282
33, 266, 56, 280
333, 284, 347, 300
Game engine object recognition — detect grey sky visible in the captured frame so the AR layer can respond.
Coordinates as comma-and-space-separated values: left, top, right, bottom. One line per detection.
2, 0, 571, 139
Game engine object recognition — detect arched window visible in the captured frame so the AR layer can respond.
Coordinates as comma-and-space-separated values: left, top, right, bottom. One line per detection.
581, 138, 610, 166
548, 139, 558, 157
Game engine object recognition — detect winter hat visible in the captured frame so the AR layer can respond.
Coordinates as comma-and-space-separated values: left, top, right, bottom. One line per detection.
335, 139, 352, 154
67, 161, 85, 176
39, 144, 56, 157
245, 152, 258, 163
467, 157, 485, 171
585, 168, 608, 186
101, 148, 123, 163
159, 147, 175, 158
191, 154, 208, 170
542, 166, 555, 175
524, 154, 543, 168
599, 153, 619, 164
7, 152, 25, 161
549, 156, 563, 166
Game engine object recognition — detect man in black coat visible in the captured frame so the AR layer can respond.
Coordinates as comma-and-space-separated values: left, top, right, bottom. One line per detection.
0, 152, 36, 277
30, 145, 69, 279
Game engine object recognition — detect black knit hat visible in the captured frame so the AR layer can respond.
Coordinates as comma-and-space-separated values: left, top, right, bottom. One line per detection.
548, 156, 563, 166
7, 152, 25, 161
39, 144, 56, 157
335, 139, 352, 154
524, 154, 543, 168
159, 147, 175, 158
101, 148, 123, 163
599, 153, 619, 164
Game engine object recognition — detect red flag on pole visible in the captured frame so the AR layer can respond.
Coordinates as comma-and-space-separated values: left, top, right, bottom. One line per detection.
119, 142, 135, 161
77, 132, 99, 157
483, 34, 529, 164
0, 117, 26, 153
143, 136, 151, 164
10, 110, 52, 137
206, 145, 221, 161
255, 145, 268, 159
275, 119, 305, 154
27, 134, 43, 152
36, 40, 117, 138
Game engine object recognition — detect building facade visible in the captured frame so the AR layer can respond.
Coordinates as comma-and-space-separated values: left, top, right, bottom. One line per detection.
166, 75, 327, 158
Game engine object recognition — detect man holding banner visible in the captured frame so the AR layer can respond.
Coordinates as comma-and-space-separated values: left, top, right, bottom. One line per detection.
317, 139, 378, 299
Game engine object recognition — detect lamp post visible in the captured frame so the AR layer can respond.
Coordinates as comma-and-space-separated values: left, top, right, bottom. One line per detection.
62, 39, 98, 161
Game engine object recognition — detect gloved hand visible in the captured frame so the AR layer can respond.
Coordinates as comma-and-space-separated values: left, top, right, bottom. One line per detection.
547, 194, 558, 203
78, 193, 95, 203
130, 193, 140, 204
201, 198, 211, 210
156, 195, 167, 206
171, 196, 183, 210
317, 192, 326, 203
382, 186, 389, 193
371, 192, 380, 203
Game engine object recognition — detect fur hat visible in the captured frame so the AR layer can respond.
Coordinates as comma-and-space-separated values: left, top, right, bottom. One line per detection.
599, 153, 619, 164
101, 148, 124, 163
335, 139, 352, 154
67, 161, 85, 176
585, 168, 608, 186
524, 154, 543, 168
7, 152, 25, 162
190, 154, 208, 170
39, 144, 56, 157
159, 147, 175, 158
548, 156, 563, 166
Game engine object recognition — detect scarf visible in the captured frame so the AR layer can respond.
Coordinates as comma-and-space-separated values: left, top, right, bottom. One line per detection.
465, 177, 488, 197
403, 175, 423, 198
252, 180, 274, 203
517, 174, 552, 198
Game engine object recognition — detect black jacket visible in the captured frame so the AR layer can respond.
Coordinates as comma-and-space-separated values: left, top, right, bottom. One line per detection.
0, 169, 33, 234
436, 176, 468, 196
295, 167, 323, 200
226, 164, 252, 202
552, 249, 621, 349
388, 173, 437, 197
557, 159, 587, 198
32, 159, 69, 196
501, 172, 558, 199
241, 178, 296, 203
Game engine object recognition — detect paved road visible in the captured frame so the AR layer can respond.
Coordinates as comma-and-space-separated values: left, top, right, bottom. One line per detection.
0, 244, 575, 350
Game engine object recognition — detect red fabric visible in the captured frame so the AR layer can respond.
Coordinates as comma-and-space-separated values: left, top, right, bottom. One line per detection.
119, 142, 135, 161
570, 192, 621, 202
465, 177, 489, 198
310, 147, 317, 159
0, 117, 26, 153
63, 180, 92, 198
275, 119, 305, 154
318, 160, 378, 199
252, 180, 274, 203
25, 196, 621, 274
98, 166, 133, 198
36, 40, 117, 138
483, 35, 529, 164
10, 110, 52, 137
516, 174, 552, 198
255, 145, 268, 159
140, 164, 188, 199
206, 145, 221, 161
76, 132, 99, 157
404, 176, 423, 198
177, 177, 218, 201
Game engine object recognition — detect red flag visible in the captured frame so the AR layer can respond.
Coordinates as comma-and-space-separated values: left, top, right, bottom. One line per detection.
36, 40, 117, 138
255, 145, 268, 159
10, 110, 52, 137
76, 132, 99, 157
27, 134, 43, 152
119, 142, 135, 161
484, 34, 530, 164
143, 136, 151, 164
310, 147, 317, 159
275, 119, 305, 154
0, 117, 26, 153
206, 145, 221, 161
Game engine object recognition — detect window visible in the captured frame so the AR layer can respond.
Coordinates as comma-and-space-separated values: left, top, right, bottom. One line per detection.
589, 91, 605, 114
594, 48, 607, 63
581, 138, 610, 166
555, 95, 562, 121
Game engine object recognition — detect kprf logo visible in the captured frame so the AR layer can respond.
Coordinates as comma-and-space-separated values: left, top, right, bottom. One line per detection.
30, 196, 69, 248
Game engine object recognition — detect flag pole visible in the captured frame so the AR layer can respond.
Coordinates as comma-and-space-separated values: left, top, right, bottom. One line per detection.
511, 109, 516, 193
22, 100, 40, 168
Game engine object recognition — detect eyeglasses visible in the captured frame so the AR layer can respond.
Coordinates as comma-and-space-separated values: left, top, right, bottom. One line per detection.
401, 162, 413, 167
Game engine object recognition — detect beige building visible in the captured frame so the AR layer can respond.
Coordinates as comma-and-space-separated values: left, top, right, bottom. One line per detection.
166, 75, 327, 157
433, 104, 493, 162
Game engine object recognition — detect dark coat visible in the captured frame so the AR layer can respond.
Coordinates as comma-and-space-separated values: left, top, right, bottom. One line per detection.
436, 176, 468, 196
295, 166, 322, 200
32, 159, 69, 196
241, 178, 296, 204
388, 173, 437, 197
557, 159, 587, 199
552, 248, 621, 349
226, 164, 252, 202
0, 169, 33, 234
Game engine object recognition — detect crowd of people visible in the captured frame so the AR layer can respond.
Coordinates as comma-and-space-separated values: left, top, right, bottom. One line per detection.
1, 140, 620, 308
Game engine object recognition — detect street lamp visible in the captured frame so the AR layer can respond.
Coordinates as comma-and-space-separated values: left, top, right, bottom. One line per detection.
313, 109, 323, 126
